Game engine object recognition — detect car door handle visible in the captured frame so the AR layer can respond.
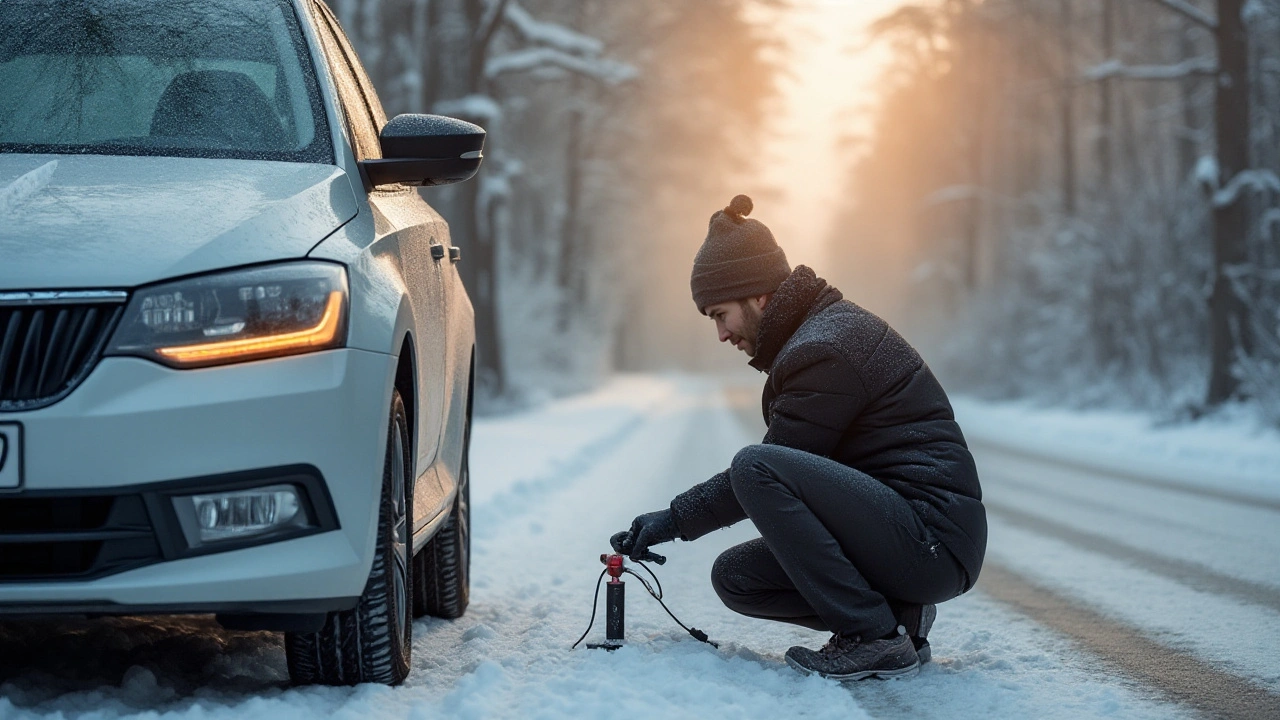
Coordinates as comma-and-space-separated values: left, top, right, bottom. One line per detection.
430, 243, 445, 261
449, 247, 461, 262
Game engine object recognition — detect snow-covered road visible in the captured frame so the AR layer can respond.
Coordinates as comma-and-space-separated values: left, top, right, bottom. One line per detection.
1, 374, 1277, 719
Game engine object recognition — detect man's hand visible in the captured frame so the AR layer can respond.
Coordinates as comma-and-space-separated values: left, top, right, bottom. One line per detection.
610, 508, 678, 561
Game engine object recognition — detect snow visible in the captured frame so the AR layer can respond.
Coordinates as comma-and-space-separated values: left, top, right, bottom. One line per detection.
1083, 57, 1216, 81
0, 375, 1201, 719
482, 0, 635, 86
1151, 0, 1219, 29
963, 392, 1280, 695
433, 95, 503, 125
503, 2, 603, 57
1212, 168, 1280, 208
922, 184, 981, 206
987, 519, 1280, 693
1193, 154, 1218, 188
485, 47, 636, 85
952, 395, 1280, 501
1242, 0, 1270, 24
0, 159, 57, 217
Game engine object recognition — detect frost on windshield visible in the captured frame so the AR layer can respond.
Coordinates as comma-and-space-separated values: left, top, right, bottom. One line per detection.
0, 0, 330, 163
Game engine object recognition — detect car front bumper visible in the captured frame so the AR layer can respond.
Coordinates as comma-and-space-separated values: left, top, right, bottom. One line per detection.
0, 348, 396, 611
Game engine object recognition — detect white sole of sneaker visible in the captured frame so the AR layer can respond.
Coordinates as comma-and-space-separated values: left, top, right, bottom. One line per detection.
784, 656, 922, 681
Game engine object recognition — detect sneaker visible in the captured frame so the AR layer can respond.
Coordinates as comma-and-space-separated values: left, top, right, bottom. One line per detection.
784, 628, 920, 681
912, 637, 931, 665
894, 603, 936, 664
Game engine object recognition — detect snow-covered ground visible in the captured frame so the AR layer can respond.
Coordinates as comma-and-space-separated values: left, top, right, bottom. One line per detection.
11, 374, 1257, 719
952, 396, 1280, 501
954, 394, 1280, 708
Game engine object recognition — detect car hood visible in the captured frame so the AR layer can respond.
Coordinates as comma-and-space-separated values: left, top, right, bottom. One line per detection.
0, 154, 359, 289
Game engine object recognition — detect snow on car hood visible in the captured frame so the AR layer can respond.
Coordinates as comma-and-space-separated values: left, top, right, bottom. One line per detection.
0, 154, 359, 289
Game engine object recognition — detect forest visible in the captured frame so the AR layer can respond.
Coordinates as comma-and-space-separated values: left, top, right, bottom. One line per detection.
830, 0, 1280, 423
332, 0, 1280, 425
326, 0, 781, 402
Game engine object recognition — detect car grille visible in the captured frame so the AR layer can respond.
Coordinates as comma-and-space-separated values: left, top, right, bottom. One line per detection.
0, 493, 162, 581
0, 293, 127, 411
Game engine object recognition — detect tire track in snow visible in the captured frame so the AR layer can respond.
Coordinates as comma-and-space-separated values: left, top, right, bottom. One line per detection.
968, 437, 1280, 514
985, 500, 1280, 614
977, 563, 1280, 720
472, 411, 648, 532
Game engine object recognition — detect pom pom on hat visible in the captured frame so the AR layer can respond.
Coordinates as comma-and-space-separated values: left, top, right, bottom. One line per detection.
724, 194, 753, 222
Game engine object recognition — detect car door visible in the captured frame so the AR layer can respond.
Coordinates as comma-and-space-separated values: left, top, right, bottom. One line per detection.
311, 2, 451, 527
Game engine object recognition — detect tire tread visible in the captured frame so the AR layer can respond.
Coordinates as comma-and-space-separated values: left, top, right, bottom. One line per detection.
285, 393, 412, 686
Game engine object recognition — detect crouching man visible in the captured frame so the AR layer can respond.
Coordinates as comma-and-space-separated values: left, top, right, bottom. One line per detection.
612, 195, 987, 680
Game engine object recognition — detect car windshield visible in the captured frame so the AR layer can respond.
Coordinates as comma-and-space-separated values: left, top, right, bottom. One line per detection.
0, 0, 332, 163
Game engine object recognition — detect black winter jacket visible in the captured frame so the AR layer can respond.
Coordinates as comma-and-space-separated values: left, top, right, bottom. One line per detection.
670, 266, 987, 588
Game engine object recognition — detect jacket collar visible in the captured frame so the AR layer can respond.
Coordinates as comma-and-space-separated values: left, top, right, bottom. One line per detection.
749, 265, 843, 372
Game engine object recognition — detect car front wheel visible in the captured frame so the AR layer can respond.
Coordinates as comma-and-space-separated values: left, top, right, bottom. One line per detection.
285, 390, 413, 686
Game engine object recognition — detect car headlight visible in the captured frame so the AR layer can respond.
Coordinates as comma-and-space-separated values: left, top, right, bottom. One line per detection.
107, 262, 348, 368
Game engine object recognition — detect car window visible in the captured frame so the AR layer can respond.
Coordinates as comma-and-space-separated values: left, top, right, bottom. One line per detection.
312, 3, 382, 161
0, 0, 332, 163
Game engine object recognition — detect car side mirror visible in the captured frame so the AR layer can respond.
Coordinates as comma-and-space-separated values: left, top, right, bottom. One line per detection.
361, 114, 485, 187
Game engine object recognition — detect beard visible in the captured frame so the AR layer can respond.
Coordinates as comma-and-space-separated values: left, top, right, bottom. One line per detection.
737, 299, 764, 356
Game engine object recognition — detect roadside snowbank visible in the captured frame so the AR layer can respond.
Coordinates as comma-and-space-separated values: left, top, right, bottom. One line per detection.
953, 397, 1280, 501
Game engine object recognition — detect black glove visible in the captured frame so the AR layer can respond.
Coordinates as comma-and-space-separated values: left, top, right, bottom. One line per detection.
610, 508, 678, 561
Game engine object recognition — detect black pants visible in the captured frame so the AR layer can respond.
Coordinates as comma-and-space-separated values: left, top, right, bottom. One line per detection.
710, 444, 968, 639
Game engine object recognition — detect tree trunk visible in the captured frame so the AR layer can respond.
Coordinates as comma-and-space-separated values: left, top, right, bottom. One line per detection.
1177, 20, 1204, 183
1207, 0, 1253, 404
557, 83, 585, 331
1097, 0, 1114, 195
1059, 0, 1077, 218
423, 0, 445, 110
450, 0, 506, 396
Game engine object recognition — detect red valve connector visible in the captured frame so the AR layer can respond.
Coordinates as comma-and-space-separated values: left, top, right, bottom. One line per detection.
600, 553, 625, 581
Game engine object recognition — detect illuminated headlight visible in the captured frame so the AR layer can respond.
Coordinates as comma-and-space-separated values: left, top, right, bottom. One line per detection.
172, 485, 311, 546
107, 262, 348, 368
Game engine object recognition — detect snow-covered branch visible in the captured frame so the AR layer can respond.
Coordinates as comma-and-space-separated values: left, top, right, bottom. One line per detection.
1242, 0, 1276, 25
1140, 0, 1218, 29
1083, 57, 1217, 81
434, 95, 504, 124
1212, 169, 1280, 207
503, 2, 603, 56
486, 47, 636, 84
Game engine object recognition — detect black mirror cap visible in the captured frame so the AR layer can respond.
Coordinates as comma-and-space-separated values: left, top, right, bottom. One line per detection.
365, 114, 485, 187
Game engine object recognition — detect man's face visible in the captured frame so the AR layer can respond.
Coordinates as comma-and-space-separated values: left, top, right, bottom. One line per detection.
705, 296, 767, 357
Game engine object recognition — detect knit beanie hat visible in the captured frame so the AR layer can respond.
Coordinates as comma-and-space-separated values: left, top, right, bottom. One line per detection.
690, 194, 791, 314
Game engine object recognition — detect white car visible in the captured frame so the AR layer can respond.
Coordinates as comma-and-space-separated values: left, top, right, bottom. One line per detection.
0, 0, 481, 686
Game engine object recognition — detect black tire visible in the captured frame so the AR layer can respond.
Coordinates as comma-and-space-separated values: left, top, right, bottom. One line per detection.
285, 391, 413, 686
412, 390, 471, 619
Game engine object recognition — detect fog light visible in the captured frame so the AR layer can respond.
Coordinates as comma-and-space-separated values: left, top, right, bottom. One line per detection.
173, 484, 310, 547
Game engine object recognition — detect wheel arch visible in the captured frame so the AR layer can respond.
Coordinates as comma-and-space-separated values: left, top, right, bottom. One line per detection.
394, 332, 417, 468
